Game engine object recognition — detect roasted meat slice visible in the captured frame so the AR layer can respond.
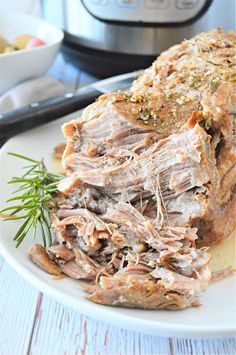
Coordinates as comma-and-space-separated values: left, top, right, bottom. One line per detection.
84, 263, 210, 310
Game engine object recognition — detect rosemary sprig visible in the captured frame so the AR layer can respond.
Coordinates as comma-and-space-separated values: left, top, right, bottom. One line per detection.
0, 153, 64, 247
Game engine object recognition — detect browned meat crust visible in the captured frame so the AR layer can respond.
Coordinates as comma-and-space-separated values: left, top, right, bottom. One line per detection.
28, 244, 61, 275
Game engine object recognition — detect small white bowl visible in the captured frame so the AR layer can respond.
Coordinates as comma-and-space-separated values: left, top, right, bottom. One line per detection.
0, 12, 64, 95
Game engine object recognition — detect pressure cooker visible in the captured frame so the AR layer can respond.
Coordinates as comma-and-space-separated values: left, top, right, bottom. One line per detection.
41, 0, 236, 77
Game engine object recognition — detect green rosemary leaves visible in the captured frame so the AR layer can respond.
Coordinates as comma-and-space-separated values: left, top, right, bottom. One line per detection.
0, 153, 63, 247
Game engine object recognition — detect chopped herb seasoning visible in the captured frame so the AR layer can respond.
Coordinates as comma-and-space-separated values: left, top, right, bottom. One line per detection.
229, 72, 236, 82
206, 60, 222, 67
198, 114, 212, 130
166, 91, 177, 99
189, 75, 201, 88
130, 93, 144, 103
210, 79, 220, 91
137, 109, 152, 121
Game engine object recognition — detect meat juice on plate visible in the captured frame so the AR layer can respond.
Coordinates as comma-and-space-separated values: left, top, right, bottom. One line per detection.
209, 231, 236, 272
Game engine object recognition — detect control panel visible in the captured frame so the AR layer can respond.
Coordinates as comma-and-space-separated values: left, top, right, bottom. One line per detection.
82, 0, 210, 24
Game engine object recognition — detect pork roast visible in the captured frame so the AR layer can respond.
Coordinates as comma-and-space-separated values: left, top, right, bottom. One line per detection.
30, 29, 236, 309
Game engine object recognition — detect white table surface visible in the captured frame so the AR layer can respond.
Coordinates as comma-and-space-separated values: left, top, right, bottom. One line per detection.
0, 53, 236, 355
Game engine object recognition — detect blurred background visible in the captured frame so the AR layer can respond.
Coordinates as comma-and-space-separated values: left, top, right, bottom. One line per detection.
1, 0, 235, 79
0, 0, 41, 16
